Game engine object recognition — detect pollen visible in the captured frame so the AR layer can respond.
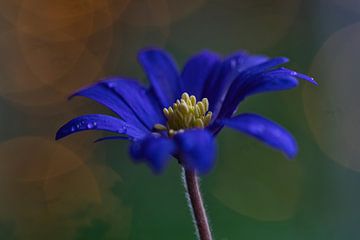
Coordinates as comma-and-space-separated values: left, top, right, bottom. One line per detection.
154, 92, 212, 135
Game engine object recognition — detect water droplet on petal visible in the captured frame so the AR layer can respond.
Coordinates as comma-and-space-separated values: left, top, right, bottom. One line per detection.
70, 126, 75, 132
117, 126, 127, 134
87, 123, 94, 129
230, 59, 237, 68
106, 82, 115, 88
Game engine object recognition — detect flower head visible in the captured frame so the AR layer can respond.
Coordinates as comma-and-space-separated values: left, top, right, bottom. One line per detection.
56, 48, 316, 174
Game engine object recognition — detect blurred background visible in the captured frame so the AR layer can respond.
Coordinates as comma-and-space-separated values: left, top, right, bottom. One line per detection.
0, 0, 359, 239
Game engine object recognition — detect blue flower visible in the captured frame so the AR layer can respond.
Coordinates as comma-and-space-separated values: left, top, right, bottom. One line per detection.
56, 48, 317, 174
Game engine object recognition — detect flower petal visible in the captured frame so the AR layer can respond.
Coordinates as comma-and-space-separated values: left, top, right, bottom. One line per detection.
129, 135, 176, 173
138, 48, 182, 107
226, 57, 290, 100
70, 82, 148, 131
244, 70, 299, 97
222, 113, 298, 159
102, 78, 165, 129
216, 57, 293, 119
174, 129, 216, 174
55, 114, 146, 141
181, 50, 221, 98
238, 57, 289, 79
278, 67, 318, 85
203, 51, 269, 119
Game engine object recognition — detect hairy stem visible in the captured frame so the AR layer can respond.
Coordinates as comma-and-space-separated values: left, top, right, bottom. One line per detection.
183, 169, 213, 240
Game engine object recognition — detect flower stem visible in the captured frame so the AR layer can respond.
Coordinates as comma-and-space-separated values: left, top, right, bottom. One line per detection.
183, 169, 213, 240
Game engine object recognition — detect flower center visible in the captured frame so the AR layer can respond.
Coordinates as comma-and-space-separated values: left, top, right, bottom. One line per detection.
154, 92, 212, 136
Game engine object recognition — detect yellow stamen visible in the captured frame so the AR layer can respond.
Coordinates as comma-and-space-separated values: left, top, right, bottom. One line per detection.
154, 92, 213, 135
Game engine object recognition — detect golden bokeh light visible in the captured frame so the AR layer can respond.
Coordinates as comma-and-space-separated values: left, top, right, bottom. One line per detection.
0, 137, 87, 181
0, 136, 131, 239
0, 0, 126, 107
120, 0, 206, 27
0, 0, 130, 36
303, 22, 360, 171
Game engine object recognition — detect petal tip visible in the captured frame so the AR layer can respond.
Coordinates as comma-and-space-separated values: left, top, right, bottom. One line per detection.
55, 130, 64, 141
279, 57, 290, 62
283, 137, 298, 160
310, 78, 319, 86
285, 148, 298, 160
67, 93, 76, 100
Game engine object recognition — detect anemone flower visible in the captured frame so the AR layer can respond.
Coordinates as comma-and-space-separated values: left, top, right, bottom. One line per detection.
56, 48, 316, 240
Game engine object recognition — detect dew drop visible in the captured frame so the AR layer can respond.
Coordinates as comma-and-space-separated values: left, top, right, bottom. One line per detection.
106, 82, 115, 88
118, 126, 127, 134
70, 126, 75, 132
87, 123, 94, 129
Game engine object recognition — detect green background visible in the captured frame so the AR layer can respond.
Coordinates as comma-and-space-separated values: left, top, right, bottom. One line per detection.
0, 0, 359, 239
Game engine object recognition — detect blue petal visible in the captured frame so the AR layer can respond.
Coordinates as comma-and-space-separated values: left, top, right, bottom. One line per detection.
70, 82, 149, 132
222, 113, 298, 159
55, 114, 146, 141
278, 67, 318, 85
227, 51, 269, 73
227, 57, 291, 100
181, 50, 221, 98
129, 135, 176, 173
203, 52, 269, 119
138, 48, 182, 107
102, 78, 165, 129
217, 57, 292, 119
244, 70, 299, 96
238, 57, 289, 80
174, 129, 216, 174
